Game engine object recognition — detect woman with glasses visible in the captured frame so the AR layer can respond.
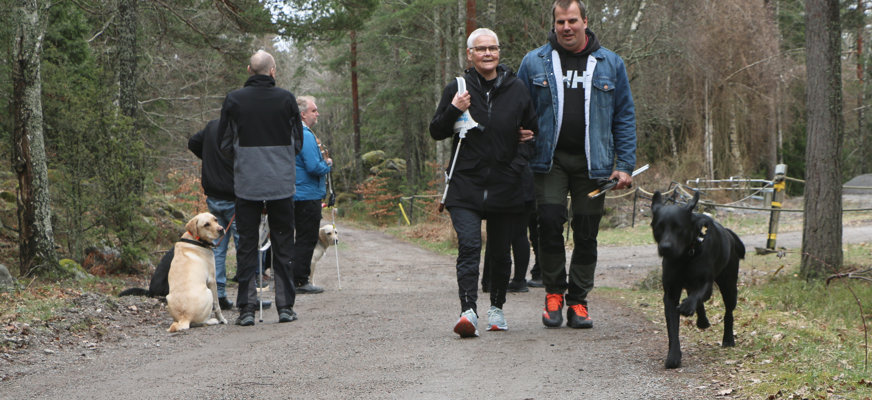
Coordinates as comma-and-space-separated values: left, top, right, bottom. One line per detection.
429, 28, 538, 338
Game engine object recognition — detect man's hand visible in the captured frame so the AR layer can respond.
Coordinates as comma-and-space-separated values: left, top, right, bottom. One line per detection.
610, 170, 632, 189
326, 158, 333, 167
451, 90, 470, 112
518, 127, 534, 142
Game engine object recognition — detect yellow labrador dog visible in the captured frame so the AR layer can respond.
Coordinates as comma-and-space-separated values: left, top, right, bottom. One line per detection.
310, 224, 339, 286
166, 213, 227, 332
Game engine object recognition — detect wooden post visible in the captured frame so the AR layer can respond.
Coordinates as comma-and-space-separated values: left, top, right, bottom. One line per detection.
631, 188, 638, 228
766, 164, 787, 250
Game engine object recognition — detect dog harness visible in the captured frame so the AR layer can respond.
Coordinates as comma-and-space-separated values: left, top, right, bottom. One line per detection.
687, 224, 708, 257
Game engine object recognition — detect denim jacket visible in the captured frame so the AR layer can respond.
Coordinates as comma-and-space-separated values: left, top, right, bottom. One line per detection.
517, 42, 636, 178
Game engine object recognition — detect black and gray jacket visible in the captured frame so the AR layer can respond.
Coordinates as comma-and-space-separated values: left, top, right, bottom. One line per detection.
217, 74, 304, 201
429, 65, 538, 214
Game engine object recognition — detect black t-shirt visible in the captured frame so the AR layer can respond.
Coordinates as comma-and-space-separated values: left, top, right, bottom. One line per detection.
549, 29, 601, 155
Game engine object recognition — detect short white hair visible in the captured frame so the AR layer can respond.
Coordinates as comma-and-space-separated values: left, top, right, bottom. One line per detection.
297, 95, 316, 112
466, 28, 499, 48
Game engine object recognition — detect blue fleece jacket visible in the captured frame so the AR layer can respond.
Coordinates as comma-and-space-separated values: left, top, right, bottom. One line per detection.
294, 125, 331, 201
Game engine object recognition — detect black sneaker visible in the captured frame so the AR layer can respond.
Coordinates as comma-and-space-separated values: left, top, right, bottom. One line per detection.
542, 293, 564, 327
235, 304, 256, 326
278, 307, 297, 323
527, 278, 544, 288
507, 280, 529, 293
218, 297, 234, 310
296, 283, 324, 294
567, 304, 593, 329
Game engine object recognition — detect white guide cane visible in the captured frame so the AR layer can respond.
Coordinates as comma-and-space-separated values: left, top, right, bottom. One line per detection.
326, 173, 342, 290
331, 207, 341, 290
438, 77, 481, 212
257, 212, 270, 323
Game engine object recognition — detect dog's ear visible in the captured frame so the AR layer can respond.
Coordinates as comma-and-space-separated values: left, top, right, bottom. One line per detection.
686, 191, 700, 211
651, 191, 663, 213
185, 216, 199, 236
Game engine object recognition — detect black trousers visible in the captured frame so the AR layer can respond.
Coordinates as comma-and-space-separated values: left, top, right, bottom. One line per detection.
235, 197, 296, 309
528, 211, 541, 280
292, 199, 322, 285
449, 206, 527, 314
482, 210, 532, 284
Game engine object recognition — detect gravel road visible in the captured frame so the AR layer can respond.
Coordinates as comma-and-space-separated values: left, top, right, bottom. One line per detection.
2, 222, 871, 399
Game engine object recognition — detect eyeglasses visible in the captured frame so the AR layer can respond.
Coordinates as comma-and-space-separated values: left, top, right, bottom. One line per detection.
471, 45, 500, 54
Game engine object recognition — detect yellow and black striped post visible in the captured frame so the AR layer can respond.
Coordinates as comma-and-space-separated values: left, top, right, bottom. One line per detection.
766, 164, 787, 250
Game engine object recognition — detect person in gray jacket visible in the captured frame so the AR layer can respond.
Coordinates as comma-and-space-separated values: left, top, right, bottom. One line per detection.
217, 50, 303, 326
517, 0, 637, 330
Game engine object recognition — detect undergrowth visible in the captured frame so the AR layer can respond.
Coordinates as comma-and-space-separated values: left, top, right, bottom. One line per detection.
605, 242, 872, 400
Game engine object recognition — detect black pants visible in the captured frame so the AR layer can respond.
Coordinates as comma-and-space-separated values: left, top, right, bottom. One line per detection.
482, 210, 532, 284
449, 206, 527, 314
528, 211, 541, 280
235, 197, 296, 309
292, 199, 322, 286
535, 150, 605, 306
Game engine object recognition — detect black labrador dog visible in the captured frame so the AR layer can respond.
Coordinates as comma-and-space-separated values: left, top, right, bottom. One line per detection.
650, 191, 744, 369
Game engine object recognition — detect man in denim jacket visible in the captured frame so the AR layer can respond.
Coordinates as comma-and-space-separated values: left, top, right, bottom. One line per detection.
517, 0, 636, 330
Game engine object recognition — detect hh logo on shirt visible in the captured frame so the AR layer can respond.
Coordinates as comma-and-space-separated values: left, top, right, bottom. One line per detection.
563, 70, 586, 89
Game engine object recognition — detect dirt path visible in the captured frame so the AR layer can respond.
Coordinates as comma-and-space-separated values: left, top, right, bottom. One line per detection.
3, 224, 715, 400
4, 222, 872, 399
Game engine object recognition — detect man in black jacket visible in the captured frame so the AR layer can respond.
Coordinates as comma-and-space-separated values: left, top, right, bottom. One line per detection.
188, 120, 237, 311
217, 50, 304, 326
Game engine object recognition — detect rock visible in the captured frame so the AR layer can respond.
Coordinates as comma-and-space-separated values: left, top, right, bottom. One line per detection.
361, 150, 387, 169
58, 258, 92, 280
0, 264, 15, 292
369, 158, 407, 176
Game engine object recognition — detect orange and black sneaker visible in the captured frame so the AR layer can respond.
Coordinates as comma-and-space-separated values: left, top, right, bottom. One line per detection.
542, 293, 564, 327
567, 303, 593, 329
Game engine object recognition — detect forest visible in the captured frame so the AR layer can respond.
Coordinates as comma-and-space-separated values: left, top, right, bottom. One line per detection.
2, 0, 869, 276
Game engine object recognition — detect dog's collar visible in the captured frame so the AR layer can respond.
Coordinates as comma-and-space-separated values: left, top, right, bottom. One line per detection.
688, 225, 708, 257
179, 237, 213, 249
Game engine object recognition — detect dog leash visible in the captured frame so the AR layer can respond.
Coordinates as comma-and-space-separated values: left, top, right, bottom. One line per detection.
215, 213, 236, 247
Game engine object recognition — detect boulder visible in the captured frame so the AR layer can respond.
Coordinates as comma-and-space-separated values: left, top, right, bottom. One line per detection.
0, 264, 15, 292
369, 158, 407, 176
361, 150, 387, 169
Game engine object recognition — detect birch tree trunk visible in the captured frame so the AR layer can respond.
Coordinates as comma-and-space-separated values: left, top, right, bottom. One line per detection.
704, 78, 714, 179
729, 100, 745, 177
12, 0, 59, 277
801, 0, 844, 279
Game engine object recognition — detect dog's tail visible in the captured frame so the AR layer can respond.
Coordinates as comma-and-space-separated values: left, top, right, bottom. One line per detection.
118, 287, 150, 297
727, 229, 745, 259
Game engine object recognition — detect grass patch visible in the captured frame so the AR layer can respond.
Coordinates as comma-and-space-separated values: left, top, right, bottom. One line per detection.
598, 224, 655, 246
603, 242, 872, 399
385, 220, 457, 256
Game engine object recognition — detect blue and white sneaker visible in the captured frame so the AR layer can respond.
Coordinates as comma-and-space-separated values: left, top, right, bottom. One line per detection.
453, 309, 479, 338
486, 306, 508, 331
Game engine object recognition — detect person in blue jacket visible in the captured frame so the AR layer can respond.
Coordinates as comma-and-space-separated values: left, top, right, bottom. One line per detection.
517, 0, 637, 330
292, 95, 333, 294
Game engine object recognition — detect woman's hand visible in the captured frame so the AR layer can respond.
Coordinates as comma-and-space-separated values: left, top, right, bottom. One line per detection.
451, 90, 470, 112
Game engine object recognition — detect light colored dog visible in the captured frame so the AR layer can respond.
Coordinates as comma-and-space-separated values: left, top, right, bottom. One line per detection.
310, 224, 339, 285
166, 213, 227, 332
